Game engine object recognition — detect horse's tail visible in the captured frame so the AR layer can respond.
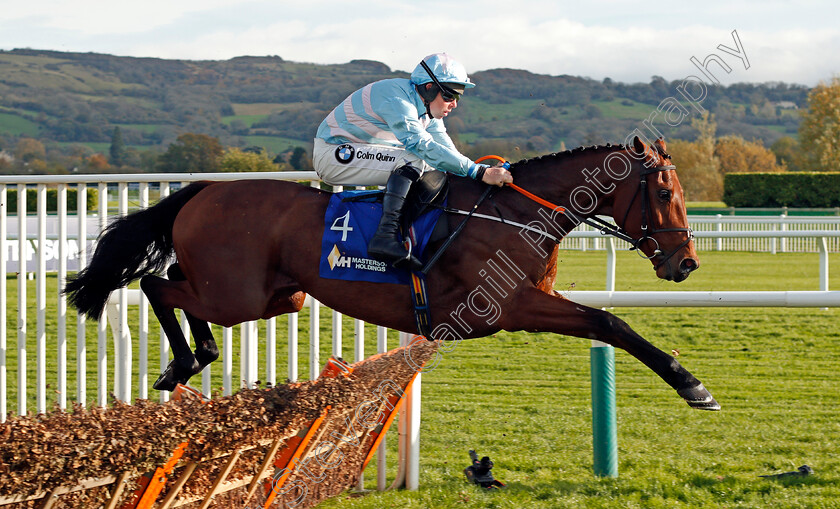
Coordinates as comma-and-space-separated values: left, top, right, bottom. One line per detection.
63, 181, 214, 320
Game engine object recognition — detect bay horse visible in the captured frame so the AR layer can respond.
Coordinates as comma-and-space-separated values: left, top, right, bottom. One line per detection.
64, 136, 719, 411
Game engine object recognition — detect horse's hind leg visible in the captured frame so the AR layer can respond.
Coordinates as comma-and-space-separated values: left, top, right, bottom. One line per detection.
503, 288, 720, 410
166, 264, 219, 368
140, 273, 202, 391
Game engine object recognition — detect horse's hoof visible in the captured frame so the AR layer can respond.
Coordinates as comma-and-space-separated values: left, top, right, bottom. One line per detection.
153, 359, 198, 391
677, 383, 721, 411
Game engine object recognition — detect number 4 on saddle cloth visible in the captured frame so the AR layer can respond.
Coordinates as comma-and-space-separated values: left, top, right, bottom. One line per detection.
319, 194, 444, 284
319, 172, 449, 336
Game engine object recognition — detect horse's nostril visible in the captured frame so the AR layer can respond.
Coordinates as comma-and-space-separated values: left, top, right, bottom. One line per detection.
680, 258, 698, 273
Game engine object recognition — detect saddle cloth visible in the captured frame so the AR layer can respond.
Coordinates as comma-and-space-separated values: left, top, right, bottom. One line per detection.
319, 190, 443, 284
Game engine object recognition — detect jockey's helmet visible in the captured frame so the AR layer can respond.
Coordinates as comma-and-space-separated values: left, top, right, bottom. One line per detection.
411, 53, 474, 104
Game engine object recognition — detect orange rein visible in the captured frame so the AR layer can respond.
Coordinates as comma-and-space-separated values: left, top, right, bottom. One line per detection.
475, 155, 567, 213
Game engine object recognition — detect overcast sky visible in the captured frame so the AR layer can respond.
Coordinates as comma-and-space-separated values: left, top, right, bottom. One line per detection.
2, 0, 838, 86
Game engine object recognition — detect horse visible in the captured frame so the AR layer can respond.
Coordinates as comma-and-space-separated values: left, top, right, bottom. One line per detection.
63, 136, 719, 411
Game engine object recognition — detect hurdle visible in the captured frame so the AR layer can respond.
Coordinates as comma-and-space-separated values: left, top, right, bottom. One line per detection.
0, 343, 436, 508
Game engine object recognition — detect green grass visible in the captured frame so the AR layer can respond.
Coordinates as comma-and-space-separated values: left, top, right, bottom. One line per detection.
220, 114, 269, 127
54, 141, 111, 153
320, 250, 840, 508
241, 135, 311, 153
459, 97, 543, 124
0, 111, 42, 137
763, 125, 800, 136
230, 102, 321, 116
592, 99, 655, 120
4, 250, 840, 507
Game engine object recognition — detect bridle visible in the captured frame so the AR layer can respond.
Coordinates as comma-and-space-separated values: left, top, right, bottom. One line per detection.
505, 157, 694, 270
613, 162, 694, 269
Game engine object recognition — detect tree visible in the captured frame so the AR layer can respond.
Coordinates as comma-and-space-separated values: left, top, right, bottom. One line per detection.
14, 138, 46, 163
109, 126, 126, 166
288, 147, 312, 170
86, 154, 110, 172
771, 136, 801, 171
799, 76, 840, 171
714, 135, 784, 173
156, 133, 224, 173
218, 148, 280, 172
668, 112, 722, 201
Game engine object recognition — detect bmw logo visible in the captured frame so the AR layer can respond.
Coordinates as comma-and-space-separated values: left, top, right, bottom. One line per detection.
335, 144, 355, 164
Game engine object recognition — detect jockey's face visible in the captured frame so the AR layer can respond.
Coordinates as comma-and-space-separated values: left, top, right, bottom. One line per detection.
428, 88, 458, 119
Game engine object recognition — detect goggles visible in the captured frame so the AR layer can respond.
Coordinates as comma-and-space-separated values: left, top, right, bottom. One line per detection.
420, 60, 462, 102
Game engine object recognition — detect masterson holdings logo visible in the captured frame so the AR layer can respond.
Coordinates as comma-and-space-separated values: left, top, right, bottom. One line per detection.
334, 144, 355, 164
328, 245, 351, 269
327, 244, 388, 273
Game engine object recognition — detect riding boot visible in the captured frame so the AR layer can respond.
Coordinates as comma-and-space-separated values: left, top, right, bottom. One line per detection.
368, 165, 423, 272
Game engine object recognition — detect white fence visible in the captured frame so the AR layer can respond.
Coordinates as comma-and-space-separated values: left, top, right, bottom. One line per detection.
0, 171, 421, 491
565, 214, 840, 254
567, 231, 836, 294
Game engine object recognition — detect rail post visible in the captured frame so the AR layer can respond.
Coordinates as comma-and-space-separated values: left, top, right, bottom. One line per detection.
590, 341, 618, 477
591, 237, 618, 477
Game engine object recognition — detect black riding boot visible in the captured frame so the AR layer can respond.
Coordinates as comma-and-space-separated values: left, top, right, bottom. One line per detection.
368, 165, 423, 272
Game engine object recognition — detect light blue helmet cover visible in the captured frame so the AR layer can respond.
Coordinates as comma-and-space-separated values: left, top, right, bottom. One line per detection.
410, 53, 475, 89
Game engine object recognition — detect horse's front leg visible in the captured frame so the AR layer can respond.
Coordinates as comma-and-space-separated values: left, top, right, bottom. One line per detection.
503, 288, 719, 410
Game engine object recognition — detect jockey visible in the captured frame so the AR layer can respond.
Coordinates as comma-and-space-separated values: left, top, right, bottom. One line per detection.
313, 52, 513, 272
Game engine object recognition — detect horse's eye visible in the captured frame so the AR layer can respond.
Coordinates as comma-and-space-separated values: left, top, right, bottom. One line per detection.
658, 189, 672, 201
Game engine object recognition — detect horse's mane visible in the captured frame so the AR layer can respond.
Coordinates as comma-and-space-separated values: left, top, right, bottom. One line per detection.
509, 143, 629, 172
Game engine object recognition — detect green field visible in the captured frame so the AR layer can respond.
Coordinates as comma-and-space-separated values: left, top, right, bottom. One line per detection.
242, 134, 311, 153
220, 114, 269, 127
592, 99, 655, 120
54, 141, 111, 153
459, 97, 544, 124
0, 111, 42, 137
3, 250, 840, 507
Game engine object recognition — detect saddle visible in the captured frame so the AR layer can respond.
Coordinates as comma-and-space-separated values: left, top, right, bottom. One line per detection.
335, 171, 450, 339
341, 170, 450, 243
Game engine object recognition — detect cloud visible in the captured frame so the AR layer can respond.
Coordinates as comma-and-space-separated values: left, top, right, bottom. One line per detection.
1, 1, 837, 85
3, 0, 240, 34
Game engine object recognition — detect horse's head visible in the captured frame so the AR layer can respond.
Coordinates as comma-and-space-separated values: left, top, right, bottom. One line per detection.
613, 136, 698, 282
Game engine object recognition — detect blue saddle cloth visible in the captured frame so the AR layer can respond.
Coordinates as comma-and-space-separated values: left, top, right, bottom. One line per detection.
319, 190, 444, 284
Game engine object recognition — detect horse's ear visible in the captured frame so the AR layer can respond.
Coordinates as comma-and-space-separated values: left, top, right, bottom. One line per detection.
654, 137, 667, 153
632, 135, 647, 156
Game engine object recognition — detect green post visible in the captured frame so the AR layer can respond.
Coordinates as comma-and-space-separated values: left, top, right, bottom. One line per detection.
590, 342, 618, 477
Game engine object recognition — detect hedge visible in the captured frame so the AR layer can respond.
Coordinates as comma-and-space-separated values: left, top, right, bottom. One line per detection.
723, 173, 840, 208
3, 187, 99, 214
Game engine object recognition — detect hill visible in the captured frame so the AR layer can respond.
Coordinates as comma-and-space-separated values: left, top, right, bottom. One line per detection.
0, 49, 808, 162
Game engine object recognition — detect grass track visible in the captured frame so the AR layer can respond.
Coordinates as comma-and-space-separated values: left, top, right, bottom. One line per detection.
3, 250, 840, 507
318, 250, 840, 508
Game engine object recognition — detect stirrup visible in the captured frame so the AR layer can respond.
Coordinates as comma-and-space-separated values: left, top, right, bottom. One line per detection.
391, 237, 422, 271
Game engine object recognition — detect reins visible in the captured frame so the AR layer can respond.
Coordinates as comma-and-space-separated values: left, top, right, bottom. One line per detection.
474, 154, 693, 269
419, 184, 495, 275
